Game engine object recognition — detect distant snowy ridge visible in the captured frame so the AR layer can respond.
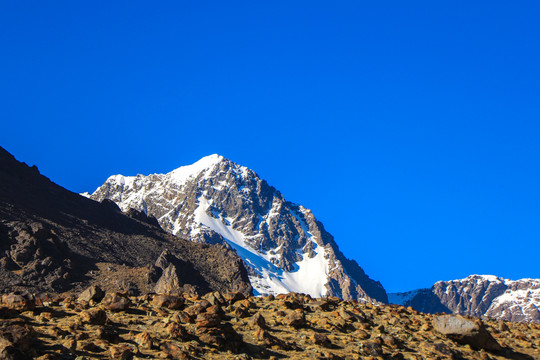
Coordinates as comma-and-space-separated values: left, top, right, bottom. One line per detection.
86, 155, 387, 303
389, 275, 540, 323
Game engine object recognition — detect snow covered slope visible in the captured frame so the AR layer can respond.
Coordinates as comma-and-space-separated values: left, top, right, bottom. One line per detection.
389, 275, 540, 323
86, 155, 387, 303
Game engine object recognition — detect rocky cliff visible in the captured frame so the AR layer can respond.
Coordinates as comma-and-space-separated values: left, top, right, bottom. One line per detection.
87, 155, 387, 303
0, 146, 252, 296
389, 275, 540, 323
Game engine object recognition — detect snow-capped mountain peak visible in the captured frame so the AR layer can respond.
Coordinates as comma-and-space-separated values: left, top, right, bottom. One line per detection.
86, 155, 388, 303
389, 275, 540, 323
169, 154, 224, 185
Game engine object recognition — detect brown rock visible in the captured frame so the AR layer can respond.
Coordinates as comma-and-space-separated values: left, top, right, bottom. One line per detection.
109, 343, 134, 360
101, 293, 130, 311
2, 293, 35, 311
152, 294, 183, 310
203, 291, 225, 306
167, 323, 190, 341
432, 315, 502, 352
171, 311, 193, 324
184, 302, 208, 317
133, 332, 152, 350
195, 312, 221, 328
206, 304, 225, 316
250, 312, 267, 329
224, 291, 245, 304
312, 332, 332, 347
160, 342, 190, 359
78, 285, 105, 303
232, 306, 250, 318
285, 309, 306, 328
80, 308, 107, 325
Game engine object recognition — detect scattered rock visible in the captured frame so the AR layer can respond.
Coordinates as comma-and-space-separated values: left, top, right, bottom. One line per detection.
284, 309, 306, 328
1, 293, 35, 311
311, 332, 331, 347
101, 293, 130, 311
109, 343, 135, 360
134, 331, 153, 350
78, 285, 105, 303
195, 313, 221, 328
80, 308, 107, 325
432, 315, 502, 352
160, 342, 190, 359
250, 312, 267, 329
166, 323, 190, 341
224, 292, 245, 304
152, 294, 183, 309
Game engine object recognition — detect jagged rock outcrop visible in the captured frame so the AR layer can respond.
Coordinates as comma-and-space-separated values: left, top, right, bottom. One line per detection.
0, 146, 252, 296
389, 275, 540, 323
87, 154, 387, 303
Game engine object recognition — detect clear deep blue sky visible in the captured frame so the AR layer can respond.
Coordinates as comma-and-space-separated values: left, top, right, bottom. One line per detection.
1, 1, 539, 293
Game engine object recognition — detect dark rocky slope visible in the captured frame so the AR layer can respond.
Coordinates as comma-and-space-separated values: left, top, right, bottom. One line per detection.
0, 146, 252, 296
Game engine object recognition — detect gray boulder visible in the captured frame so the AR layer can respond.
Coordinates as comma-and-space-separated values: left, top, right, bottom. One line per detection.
432, 315, 501, 352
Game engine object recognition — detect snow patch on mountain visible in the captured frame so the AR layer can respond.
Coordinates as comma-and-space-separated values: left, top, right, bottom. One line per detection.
192, 196, 330, 297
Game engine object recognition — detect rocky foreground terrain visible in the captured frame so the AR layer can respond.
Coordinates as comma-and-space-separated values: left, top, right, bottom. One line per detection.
1, 288, 539, 360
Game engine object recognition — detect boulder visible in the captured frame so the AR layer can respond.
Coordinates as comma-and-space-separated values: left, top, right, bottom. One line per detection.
78, 285, 104, 303
101, 293, 130, 311
152, 294, 183, 310
284, 309, 306, 328
432, 315, 502, 352
80, 308, 107, 325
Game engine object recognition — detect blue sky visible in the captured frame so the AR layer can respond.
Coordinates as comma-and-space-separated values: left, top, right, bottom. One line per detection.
1, 1, 539, 293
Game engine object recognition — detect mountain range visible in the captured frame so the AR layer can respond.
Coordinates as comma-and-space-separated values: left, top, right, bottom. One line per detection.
85, 154, 539, 323
1, 146, 538, 324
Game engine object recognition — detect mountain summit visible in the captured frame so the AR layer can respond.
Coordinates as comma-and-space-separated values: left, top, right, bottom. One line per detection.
87, 155, 388, 303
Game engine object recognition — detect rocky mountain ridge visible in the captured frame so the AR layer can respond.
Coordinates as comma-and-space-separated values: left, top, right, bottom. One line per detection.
86, 155, 388, 304
389, 275, 540, 324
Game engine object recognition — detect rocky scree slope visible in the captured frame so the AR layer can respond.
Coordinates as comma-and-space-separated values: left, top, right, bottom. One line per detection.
0, 146, 251, 296
1, 289, 539, 360
389, 275, 540, 323
86, 155, 387, 303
